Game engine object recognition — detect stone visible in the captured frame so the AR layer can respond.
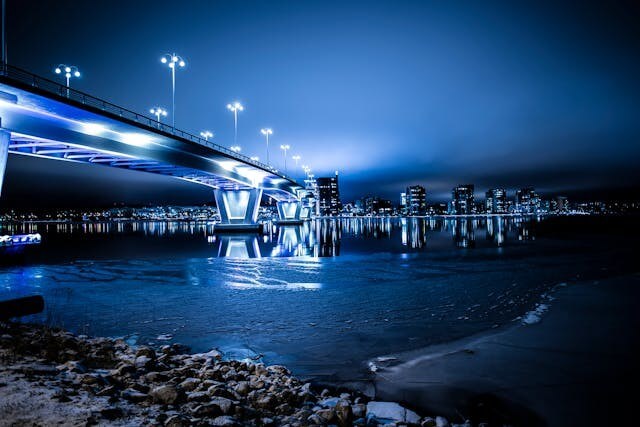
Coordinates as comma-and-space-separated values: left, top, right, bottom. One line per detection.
193, 402, 223, 418
421, 417, 436, 427
179, 377, 200, 391
135, 346, 156, 360
150, 384, 183, 405
367, 401, 421, 424
210, 416, 238, 426
352, 403, 366, 418
100, 407, 124, 420
435, 416, 450, 427
122, 388, 148, 403
210, 397, 235, 414
235, 380, 250, 395
165, 414, 190, 427
335, 399, 353, 426
135, 355, 154, 370
316, 408, 336, 423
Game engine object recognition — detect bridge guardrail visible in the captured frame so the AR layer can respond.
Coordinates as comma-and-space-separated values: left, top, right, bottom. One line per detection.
0, 63, 296, 184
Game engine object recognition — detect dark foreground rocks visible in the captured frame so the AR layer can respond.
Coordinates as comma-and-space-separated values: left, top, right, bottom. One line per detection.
0, 322, 464, 426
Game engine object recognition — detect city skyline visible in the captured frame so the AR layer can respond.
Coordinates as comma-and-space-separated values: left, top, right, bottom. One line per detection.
1, 0, 640, 207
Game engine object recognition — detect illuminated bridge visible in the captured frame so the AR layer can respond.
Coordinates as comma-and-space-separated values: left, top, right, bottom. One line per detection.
0, 65, 308, 230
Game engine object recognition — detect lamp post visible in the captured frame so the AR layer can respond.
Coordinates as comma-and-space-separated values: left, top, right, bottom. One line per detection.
260, 128, 273, 165
230, 145, 242, 153
160, 53, 186, 128
54, 64, 80, 96
280, 144, 290, 174
149, 107, 168, 128
200, 130, 213, 141
227, 102, 244, 145
292, 155, 301, 168
250, 156, 259, 162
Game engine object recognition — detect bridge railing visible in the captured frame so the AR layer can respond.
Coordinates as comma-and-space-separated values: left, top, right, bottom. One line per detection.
0, 64, 296, 183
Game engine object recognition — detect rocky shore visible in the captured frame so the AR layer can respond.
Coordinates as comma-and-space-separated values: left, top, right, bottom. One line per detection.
0, 322, 463, 427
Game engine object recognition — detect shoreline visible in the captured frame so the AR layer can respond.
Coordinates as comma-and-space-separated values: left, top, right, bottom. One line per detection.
372, 273, 640, 426
0, 321, 453, 427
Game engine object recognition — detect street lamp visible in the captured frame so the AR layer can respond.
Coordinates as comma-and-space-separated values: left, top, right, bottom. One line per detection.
226, 102, 244, 145
280, 144, 290, 174
250, 156, 259, 162
200, 130, 213, 141
54, 64, 80, 96
292, 154, 301, 168
230, 145, 242, 153
149, 107, 168, 128
260, 128, 273, 165
160, 53, 186, 128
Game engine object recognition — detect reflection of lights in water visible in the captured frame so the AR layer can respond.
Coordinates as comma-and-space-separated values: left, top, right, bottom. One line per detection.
226, 281, 322, 291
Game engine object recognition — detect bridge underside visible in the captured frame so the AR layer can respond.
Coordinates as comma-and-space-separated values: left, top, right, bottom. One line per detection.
7, 132, 261, 192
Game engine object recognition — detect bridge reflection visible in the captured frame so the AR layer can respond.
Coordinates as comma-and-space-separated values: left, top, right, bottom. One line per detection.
1, 216, 539, 259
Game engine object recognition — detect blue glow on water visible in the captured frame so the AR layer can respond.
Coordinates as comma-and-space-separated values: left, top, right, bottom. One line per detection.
0, 217, 630, 380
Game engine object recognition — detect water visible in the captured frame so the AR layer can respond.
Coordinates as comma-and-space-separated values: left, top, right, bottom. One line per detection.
0, 216, 635, 381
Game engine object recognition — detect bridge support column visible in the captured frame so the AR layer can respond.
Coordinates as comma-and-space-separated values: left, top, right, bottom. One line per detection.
276, 201, 304, 225
214, 188, 263, 232
0, 126, 9, 197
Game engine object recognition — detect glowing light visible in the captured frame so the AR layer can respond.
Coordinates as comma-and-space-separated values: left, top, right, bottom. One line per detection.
260, 128, 273, 135
81, 123, 107, 136
121, 133, 154, 147
200, 130, 213, 140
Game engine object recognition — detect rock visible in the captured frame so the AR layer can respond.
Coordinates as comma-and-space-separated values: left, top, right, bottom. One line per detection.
210, 416, 238, 426
186, 390, 210, 402
134, 355, 154, 369
335, 399, 353, 426
150, 384, 183, 405
210, 397, 235, 414
352, 403, 366, 418
235, 380, 250, 395
267, 365, 290, 375
367, 401, 421, 424
316, 408, 336, 423
122, 388, 148, 403
179, 377, 200, 391
165, 414, 190, 427
421, 417, 436, 427
100, 407, 124, 420
256, 395, 276, 410
57, 360, 86, 373
193, 402, 223, 418
135, 346, 156, 360
307, 414, 324, 424
435, 416, 450, 427
319, 397, 340, 407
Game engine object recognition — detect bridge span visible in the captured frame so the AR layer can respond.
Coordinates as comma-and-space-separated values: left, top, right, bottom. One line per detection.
0, 65, 309, 230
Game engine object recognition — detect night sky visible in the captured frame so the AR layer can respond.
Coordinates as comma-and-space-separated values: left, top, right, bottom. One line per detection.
2, 0, 640, 207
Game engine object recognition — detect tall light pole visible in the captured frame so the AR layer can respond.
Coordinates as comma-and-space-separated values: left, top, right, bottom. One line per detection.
260, 128, 273, 165
292, 154, 301, 168
226, 102, 244, 146
54, 64, 80, 96
149, 107, 168, 128
160, 53, 186, 128
280, 144, 290, 174
200, 130, 213, 141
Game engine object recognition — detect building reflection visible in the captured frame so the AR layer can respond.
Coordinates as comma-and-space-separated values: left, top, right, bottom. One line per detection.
216, 235, 261, 258
0, 215, 542, 259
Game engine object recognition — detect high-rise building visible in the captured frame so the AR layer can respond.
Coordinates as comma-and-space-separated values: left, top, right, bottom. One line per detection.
485, 188, 507, 214
316, 172, 341, 216
515, 187, 540, 213
405, 185, 427, 215
450, 184, 475, 215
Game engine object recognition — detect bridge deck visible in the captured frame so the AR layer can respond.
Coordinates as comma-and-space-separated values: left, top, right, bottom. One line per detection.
0, 65, 302, 201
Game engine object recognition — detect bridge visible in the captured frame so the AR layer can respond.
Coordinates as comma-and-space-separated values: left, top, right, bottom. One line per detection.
0, 65, 310, 230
